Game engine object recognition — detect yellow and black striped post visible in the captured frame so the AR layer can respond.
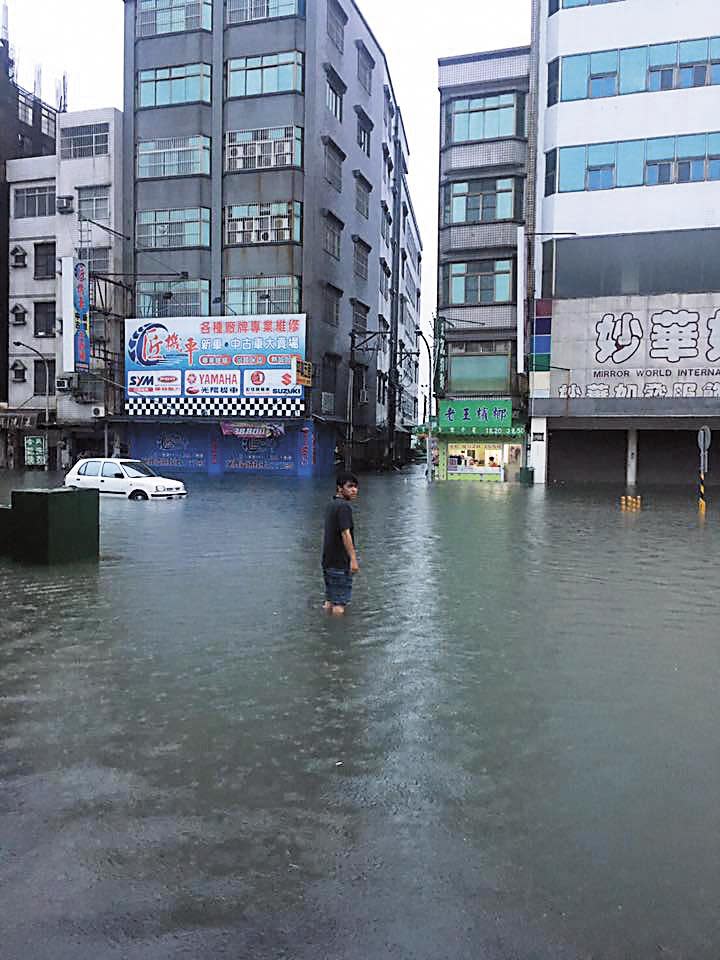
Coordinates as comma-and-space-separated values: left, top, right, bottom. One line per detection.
699, 471, 707, 515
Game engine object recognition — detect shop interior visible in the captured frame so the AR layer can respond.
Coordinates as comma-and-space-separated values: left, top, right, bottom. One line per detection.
447, 442, 523, 480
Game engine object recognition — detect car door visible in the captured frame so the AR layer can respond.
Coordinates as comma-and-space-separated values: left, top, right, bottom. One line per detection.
79, 459, 102, 490
99, 460, 129, 495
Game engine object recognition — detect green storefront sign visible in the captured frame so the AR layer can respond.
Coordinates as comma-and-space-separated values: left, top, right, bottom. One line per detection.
24, 435, 47, 467
438, 399, 522, 436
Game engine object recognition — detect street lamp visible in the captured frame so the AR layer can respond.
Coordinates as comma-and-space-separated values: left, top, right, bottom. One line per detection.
13, 340, 51, 471
415, 326, 433, 484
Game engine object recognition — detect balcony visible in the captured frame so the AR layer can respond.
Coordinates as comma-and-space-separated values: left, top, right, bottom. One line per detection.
439, 221, 519, 255
438, 305, 517, 330
441, 139, 526, 177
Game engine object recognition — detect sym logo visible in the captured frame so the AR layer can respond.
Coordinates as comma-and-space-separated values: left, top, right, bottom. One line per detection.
129, 374, 155, 387
250, 371, 266, 386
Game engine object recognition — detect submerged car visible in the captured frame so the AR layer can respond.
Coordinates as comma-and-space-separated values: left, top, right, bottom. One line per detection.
64, 458, 187, 500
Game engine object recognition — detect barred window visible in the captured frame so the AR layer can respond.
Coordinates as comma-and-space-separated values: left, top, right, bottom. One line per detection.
136, 0, 212, 37
78, 185, 110, 221
34, 301, 56, 338
357, 43, 374, 94
76, 246, 111, 276
15, 185, 55, 218
41, 106, 56, 138
137, 135, 211, 178
34, 243, 56, 280
138, 63, 211, 107
225, 275, 301, 315
226, 0, 301, 25
137, 207, 210, 249
357, 118, 371, 157
60, 123, 109, 159
324, 285, 342, 326
225, 201, 302, 245
355, 175, 371, 218
18, 92, 33, 126
136, 279, 210, 317
327, 0, 346, 52
352, 300, 369, 331
225, 125, 302, 172
324, 214, 343, 259
380, 262, 389, 299
324, 139, 344, 191
326, 76, 343, 120
34, 359, 56, 397
227, 51, 304, 97
353, 238, 370, 280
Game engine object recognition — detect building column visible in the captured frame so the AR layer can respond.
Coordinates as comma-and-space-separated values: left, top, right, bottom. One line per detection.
529, 416, 548, 484
626, 428, 638, 487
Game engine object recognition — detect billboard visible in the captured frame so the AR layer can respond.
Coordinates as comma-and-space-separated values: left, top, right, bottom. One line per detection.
73, 260, 91, 372
124, 315, 306, 400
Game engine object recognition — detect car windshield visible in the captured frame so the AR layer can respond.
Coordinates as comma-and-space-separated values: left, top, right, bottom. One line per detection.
120, 460, 156, 479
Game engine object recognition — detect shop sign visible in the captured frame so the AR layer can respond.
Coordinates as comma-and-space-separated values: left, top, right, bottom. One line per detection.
0, 412, 38, 429
438, 399, 513, 434
73, 260, 91, 372
220, 421, 285, 439
24, 435, 47, 467
295, 360, 313, 387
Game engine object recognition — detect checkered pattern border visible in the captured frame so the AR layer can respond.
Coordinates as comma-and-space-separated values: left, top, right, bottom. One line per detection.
126, 397, 305, 418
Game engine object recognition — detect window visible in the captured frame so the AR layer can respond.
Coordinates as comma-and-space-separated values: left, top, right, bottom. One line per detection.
225, 201, 302, 245
324, 138, 345, 191
136, 279, 210, 317
679, 39, 709, 88
324, 213, 343, 259
352, 300, 369, 331
11, 304, 27, 325
380, 262, 390, 299
15, 185, 55, 219
34, 358, 56, 396
76, 247, 111, 275
326, 76, 343, 121
327, 0, 346, 52
225, 275, 300, 315
547, 59, 560, 106
137, 207, 210, 248
34, 243, 56, 280
226, 125, 302, 171
448, 94, 519, 143
353, 238, 370, 280
34, 301, 55, 338
41, 106, 56, 138
548, 132, 720, 194
443, 260, 513, 306
138, 63, 211, 107
324, 285, 342, 326
355, 174, 371, 218
136, 0, 212, 36
137, 135, 211, 178
445, 178, 515, 224
60, 123, 109, 159
226, 0, 302, 24
551, 0, 623, 10
78, 185, 110, 221
357, 116, 371, 157
321, 354, 339, 412
11, 361, 27, 383
83, 460, 101, 477
448, 353, 511, 393
381, 205, 391, 244
17, 92, 33, 125
357, 42, 374, 94
227, 51, 304, 97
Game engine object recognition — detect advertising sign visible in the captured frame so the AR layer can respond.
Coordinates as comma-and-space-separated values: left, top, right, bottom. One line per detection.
24, 435, 47, 467
549, 296, 720, 401
220, 421, 285, 439
124, 315, 306, 400
73, 260, 91, 372
438, 399, 516, 435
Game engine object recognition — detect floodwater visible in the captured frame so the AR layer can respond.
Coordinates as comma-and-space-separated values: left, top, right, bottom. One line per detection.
1, 469, 719, 960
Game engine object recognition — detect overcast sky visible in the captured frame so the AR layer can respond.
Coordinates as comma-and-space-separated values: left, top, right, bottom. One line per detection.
7, 0, 531, 356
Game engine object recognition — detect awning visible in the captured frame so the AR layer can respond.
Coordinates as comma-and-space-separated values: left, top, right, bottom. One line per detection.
0, 411, 39, 429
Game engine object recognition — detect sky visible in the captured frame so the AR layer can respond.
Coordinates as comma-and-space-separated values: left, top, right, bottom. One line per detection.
7, 0, 531, 374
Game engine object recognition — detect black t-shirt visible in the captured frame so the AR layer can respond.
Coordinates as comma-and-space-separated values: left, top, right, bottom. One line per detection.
322, 497, 354, 571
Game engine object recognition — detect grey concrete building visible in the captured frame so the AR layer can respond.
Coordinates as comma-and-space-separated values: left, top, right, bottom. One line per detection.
435, 47, 530, 482
121, 0, 420, 474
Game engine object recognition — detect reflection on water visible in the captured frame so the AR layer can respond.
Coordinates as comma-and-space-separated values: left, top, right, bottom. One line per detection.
1, 469, 719, 959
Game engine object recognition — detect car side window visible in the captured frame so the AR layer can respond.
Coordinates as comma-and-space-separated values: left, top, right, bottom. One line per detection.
78, 463, 87, 476
102, 462, 123, 478
84, 461, 100, 477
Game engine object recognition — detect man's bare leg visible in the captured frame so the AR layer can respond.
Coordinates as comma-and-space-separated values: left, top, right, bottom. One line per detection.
323, 601, 333, 611
331, 604, 346, 616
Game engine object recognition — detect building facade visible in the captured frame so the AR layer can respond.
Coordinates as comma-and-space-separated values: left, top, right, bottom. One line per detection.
529, 0, 720, 484
435, 48, 530, 481
3, 108, 125, 469
0, 31, 56, 455
121, 0, 420, 476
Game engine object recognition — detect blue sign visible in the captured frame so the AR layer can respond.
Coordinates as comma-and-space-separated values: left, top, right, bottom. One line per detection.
73, 260, 91, 372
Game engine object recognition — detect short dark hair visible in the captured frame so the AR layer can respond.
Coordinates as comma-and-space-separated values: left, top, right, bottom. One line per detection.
336, 471, 359, 488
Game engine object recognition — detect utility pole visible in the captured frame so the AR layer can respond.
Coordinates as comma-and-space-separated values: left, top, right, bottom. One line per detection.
345, 329, 356, 470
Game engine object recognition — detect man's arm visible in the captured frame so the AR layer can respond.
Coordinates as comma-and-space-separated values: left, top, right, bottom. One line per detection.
341, 528, 359, 574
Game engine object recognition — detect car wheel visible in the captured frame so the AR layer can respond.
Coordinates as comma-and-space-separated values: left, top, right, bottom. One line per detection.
129, 490, 149, 501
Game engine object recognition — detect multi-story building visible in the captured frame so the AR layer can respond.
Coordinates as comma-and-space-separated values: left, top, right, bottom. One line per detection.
121, 0, 420, 476
434, 48, 530, 482
3, 108, 125, 469
529, 0, 720, 484
0, 28, 56, 465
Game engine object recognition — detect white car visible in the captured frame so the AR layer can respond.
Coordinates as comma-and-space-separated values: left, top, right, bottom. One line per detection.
65, 458, 187, 501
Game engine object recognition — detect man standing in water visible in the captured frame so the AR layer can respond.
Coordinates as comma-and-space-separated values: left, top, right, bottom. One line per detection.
322, 471, 359, 615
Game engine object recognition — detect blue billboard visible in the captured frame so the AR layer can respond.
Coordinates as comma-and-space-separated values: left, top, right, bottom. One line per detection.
124, 315, 306, 400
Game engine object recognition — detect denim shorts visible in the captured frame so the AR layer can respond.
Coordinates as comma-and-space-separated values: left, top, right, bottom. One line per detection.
323, 567, 353, 606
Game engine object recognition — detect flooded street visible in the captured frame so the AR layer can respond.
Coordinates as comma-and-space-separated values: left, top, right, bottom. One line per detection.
1, 470, 719, 959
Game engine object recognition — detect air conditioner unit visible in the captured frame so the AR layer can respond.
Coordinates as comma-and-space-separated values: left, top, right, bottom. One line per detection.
91, 405, 106, 418
56, 195, 74, 214
55, 377, 74, 392
358, 388, 369, 405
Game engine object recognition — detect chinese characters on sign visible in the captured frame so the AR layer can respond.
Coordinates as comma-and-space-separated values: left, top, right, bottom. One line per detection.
438, 399, 517, 434
73, 260, 91, 372
552, 304, 720, 400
